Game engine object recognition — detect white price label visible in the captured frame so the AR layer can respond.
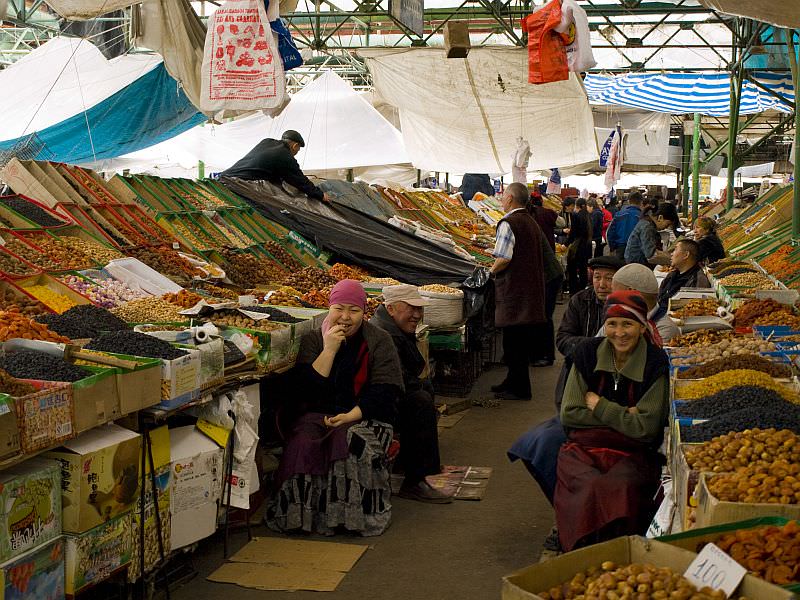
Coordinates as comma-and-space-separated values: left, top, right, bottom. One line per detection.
684, 543, 746, 597
172, 242, 180, 250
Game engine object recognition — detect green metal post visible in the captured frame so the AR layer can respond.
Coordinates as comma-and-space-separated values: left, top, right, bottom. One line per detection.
691, 112, 702, 223
726, 53, 743, 211
788, 29, 800, 241
198, 160, 205, 179
681, 121, 691, 217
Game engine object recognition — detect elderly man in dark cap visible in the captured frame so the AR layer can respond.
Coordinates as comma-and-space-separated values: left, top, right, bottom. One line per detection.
221, 130, 329, 202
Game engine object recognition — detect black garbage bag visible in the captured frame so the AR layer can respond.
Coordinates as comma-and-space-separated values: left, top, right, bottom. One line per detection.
461, 267, 492, 319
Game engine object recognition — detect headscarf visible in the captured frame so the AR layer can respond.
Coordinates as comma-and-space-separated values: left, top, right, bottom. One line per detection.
604, 290, 657, 344
328, 279, 366, 310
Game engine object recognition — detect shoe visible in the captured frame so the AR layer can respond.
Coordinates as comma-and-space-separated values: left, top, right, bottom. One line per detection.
530, 359, 554, 368
494, 390, 532, 401
542, 526, 562, 552
398, 480, 454, 504
491, 382, 510, 393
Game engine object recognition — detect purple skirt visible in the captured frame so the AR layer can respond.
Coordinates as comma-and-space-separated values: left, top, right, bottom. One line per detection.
276, 412, 351, 485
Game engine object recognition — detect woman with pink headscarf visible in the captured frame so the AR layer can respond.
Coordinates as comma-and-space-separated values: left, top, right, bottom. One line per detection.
266, 279, 404, 536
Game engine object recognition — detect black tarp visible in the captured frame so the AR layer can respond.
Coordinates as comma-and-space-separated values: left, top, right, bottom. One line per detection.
221, 177, 476, 285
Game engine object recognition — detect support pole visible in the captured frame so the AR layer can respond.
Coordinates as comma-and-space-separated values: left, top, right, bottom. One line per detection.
788, 29, 800, 241
198, 160, 205, 179
726, 43, 744, 210
691, 112, 702, 222
681, 120, 691, 217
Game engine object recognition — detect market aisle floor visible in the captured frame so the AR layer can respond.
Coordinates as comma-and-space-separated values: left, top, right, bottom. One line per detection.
172, 323, 564, 600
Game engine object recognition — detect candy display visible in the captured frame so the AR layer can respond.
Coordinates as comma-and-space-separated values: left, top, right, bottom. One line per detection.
59, 274, 146, 309
86, 330, 188, 360
36, 305, 129, 339
0, 349, 91, 382
23, 284, 78, 314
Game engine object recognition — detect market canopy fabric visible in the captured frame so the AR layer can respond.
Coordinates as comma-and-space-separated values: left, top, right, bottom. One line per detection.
85, 70, 408, 174
584, 71, 794, 117
361, 47, 599, 174
698, 0, 800, 29
0, 37, 203, 163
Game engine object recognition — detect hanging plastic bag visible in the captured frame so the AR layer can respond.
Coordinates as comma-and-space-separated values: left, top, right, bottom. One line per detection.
521, 0, 568, 85
511, 137, 531, 184
555, 0, 596, 72
271, 17, 303, 71
200, 0, 286, 112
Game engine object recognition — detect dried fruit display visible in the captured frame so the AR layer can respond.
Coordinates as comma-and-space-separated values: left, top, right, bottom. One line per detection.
0, 310, 70, 343
680, 399, 800, 442
282, 267, 337, 293
112, 297, 185, 323
761, 245, 800, 281
420, 284, 462, 295
684, 428, 800, 473
734, 299, 796, 327
36, 305, 129, 339
0, 288, 49, 317
536, 561, 735, 600
59, 274, 145, 309
669, 330, 734, 348
367, 277, 401, 286
221, 249, 286, 285
54, 236, 121, 266
0, 368, 37, 396
0, 248, 38, 276
675, 369, 798, 402
708, 259, 750, 274
266, 289, 303, 307
210, 310, 288, 332
240, 305, 303, 323
300, 287, 330, 308
29, 235, 96, 270
86, 330, 187, 360
162, 290, 203, 308
0, 349, 90, 382
364, 297, 381, 319
263, 241, 302, 270
328, 262, 370, 281
669, 337, 777, 366
718, 272, 779, 290
195, 283, 239, 301
670, 299, 722, 319
707, 459, 800, 504
751, 312, 800, 330
712, 521, 800, 585
2, 196, 66, 227
676, 354, 792, 379
3, 238, 60, 270
23, 285, 78, 314
128, 246, 204, 279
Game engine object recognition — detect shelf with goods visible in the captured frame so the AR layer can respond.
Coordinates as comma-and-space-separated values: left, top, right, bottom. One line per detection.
0, 194, 73, 229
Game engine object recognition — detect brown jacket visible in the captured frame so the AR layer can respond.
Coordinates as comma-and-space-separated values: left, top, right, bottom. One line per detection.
494, 210, 546, 328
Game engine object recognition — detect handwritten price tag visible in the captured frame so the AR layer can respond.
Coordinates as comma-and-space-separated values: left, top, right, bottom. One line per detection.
684, 543, 747, 597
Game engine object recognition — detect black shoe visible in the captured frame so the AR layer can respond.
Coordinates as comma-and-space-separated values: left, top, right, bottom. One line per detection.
530, 359, 554, 368
494, 390, 531, 401
491, 382, 510, 393
398, 480, 454, 504
542, 526, 562, 552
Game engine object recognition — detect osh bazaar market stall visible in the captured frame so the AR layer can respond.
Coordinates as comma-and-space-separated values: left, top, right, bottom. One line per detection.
1, 0, 800, 596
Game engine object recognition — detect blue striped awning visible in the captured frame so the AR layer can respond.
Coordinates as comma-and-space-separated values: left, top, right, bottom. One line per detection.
584, 71, 794, 116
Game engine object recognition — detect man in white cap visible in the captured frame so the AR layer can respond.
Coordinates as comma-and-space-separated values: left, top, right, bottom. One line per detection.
371, 284, 453, 504
220, 129, 330, 202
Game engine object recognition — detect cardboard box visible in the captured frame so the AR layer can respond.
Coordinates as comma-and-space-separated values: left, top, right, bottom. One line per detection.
128, 425, 170, 583
694, 473, 800, 529
158, 350, 201, 410
0, 396, 20, 462
0, 459, 62, 564
0, 159, 60, 208
64, 511, 132, 595
183, 338, 224, 391
169, 426, 223, 550
443, 21, 471, 58
71, 367, 119, 433
502, 536, 793, 600
12, 384, 73, 454
0, 537, 65, 600
45, 424, 141, 534
77, 351, 160, 415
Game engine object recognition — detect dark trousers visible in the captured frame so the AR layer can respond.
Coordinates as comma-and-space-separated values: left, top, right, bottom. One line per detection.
502, 324, 534, 397
567, 255, 589, 295
531, 277, 561, 362
593, 239, 605, 258
397, 389, 441, 484
518, 415, 567, 505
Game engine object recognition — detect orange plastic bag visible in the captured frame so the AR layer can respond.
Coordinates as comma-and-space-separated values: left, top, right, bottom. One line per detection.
522, 0, 569, 84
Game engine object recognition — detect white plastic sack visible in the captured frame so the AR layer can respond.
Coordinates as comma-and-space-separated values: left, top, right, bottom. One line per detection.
200, 0, 286, 113
555, 0, 596, 73
646, 478, 675, 538
511, 137, 531, 184
46, 0, 135, 19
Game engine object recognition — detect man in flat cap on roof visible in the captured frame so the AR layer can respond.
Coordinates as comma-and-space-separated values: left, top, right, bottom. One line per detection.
221, 130, 329, 202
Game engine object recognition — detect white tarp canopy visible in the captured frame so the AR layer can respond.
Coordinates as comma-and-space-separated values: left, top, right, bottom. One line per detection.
85, 70, 409, 174
0, 37, 162, 142
699, 0, 800, 28
593, 107, 671, 167
361, 47, 599, 174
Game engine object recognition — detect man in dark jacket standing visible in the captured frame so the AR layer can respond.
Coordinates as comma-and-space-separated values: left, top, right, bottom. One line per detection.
371, 285, 453, 504
220, 130, 329, 202
605, 192, 643, 259
489, 182, 546, 400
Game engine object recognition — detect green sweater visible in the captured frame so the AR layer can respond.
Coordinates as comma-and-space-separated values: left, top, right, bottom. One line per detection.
560, 337, 669, 442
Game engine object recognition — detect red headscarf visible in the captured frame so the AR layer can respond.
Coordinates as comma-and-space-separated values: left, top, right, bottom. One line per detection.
604, 290, 662, 346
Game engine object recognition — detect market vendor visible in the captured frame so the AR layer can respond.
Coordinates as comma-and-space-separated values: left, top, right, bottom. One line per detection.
265, 279, 403, 536
371, 284, 453, 504
653, 238, 711, 321
693, 216, 726, 264
555, 290, 670, 552
624, 203, 680, 267
609, 263, 679, 343
220, 130, 329, 203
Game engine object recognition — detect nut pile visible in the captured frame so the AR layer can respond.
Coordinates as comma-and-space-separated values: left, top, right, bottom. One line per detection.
221, 249, 286, 285
54, 237, 121, 266
282, 267, 337, 293
86, 331, 187, 360
712, 521, 800, 585
0, 310, 70, 343
367, 277, 401, 286
0, 248, 37, 276
267, 288, 303, 307
734, 299, 796, 328
60, 274, 146, 309
36, 305, 128, 339
751, 312, 800, 330
671, 299, 722, 318
669, 337, 776, 366
676, 354, 792, 379
536, 562, 733, 600
675, 369, 798, 402
162, 290, 203, 308
210, 309, 287, 332
708, 259, 750, 274
718, 272, 778, 289
0, 289, 48, 317
2, 197, 65, 227
128, 246, 203, 279
30, 235, 95, 270
684, 428, 800, 473
3, 238, 60, 270
328, 263, 370, 281
420, 284, 462, 295
112, 297, 185, 323
24, 285, 78, 314
708, 459, 800, 504
0, 349, 91, 382
0, 369, 37, 396
264, 241, 302, 270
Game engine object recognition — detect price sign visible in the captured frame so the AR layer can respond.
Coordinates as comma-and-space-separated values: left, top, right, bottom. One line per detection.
684, 543, 746, 597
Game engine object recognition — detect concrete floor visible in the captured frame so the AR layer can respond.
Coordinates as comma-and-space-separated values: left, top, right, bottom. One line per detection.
172, 339, 562, 600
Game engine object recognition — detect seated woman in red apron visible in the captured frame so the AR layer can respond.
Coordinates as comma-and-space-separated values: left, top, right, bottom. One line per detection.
555, 290, 669, 551
266, 279, 404, 536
